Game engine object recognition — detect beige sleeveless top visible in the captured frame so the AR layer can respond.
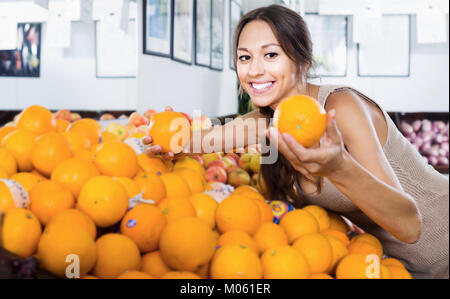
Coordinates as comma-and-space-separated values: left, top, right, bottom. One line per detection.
302, 85, 449, 279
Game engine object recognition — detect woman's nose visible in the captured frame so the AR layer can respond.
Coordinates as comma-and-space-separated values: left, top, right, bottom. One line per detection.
248, 57, 264, 77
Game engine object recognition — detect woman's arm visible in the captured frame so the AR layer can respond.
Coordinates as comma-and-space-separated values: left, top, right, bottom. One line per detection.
324, 91, 421, 244
183, 109, 270, 155
274, 92, 422, 244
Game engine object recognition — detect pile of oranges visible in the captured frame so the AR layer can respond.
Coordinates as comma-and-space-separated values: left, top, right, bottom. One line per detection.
0, 105, 413, 279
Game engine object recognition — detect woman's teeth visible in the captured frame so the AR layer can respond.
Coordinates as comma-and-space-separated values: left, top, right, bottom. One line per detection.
252, 82, 273, 90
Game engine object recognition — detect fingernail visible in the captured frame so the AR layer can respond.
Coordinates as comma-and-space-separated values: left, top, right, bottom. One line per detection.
282, 133, 293, 143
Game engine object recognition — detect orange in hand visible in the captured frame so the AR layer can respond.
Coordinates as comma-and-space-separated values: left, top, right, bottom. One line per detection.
148, 111, 191, 153
274, 95, 327, 147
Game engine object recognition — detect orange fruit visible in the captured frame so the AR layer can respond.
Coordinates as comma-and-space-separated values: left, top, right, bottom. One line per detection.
381, 265, 393, 279
273, 95, 327, 148
292, 233, 333, 274
336, 254, 381, 279
303, 205, 330, 231
0, 179, 30, 213
253, 222, 289, 255
51, 158, 100, 199
309, 274, 334, 279
160, 173, 191, 197
38, 223, 96, 278
159, 217, 217, 272
63, 131, 92, 154
279, 209, 320, 243
31, 132, 73, 177
77, 176, 129, 228
2, 129, 38, 172
323, 235, 349, 274
381, 258, 406, 269
117, 271, 153, 279
216, 195, 261, 236
137, 154, 168, 175
350, 233, 383, 258
195, 263, 210, 279
210, 244, 262, 279
141, 251, 171, 278
74, 149, 95, 163
174, 168, 207, 194
217, 231, 259, 254
251, 199, 273, 223
9, 172, 43, 192
321, 229, 350, 246
0, 167, 8, 179
101, 131, 120, 143
31, 170, 48, 181
148, 111, 191, 153
158, 197, 197, 223
2, 208, 42, 258
81, 275, 99, 279
190, 193, 218, 229
113, 177, 141, 198
0, 126, 16, 143
120, 204, 167, 253
29, 181, 75, 225
55, 119, 70, 133
386, 265, 412, 279
0, 146, 17, 177
261, 245, 310, 279
233, 185, 259, 195
16, 105, 56, 135
173, 157, 205, 176
239, 190, 266, 202
93, 233, 141, 279
134, 172, 166, 204
47, 209, 97, 240
68, 119, 102, 145
94, 141, 139, 178
328, 213, 350, 234
161, 272, 201, 279
348, 240, 383, 259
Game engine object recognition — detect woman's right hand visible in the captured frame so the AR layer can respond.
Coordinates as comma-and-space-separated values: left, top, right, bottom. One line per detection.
142, 106, 176, 160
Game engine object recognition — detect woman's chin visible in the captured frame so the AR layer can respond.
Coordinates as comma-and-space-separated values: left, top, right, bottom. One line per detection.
251, 97, 276, 109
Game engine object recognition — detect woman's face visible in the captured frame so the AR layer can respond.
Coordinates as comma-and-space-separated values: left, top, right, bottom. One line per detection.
237, 20, 301, 110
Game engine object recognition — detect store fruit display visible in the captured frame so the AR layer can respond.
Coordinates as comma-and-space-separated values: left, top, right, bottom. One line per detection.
0, 105, 414, 279
400, 119, 449, 167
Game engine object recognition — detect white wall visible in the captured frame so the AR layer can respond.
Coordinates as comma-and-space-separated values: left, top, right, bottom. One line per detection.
307, 10, 450, 113
0, 21, 137, 111
136, 0, 238, 117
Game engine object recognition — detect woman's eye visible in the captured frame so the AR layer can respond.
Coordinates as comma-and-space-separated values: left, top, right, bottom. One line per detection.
238, 55, 251, 62
265, 53, 278, 59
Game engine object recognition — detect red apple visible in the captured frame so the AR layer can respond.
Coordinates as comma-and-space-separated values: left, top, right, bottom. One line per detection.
225, 153, 240, 164
54, 109, 72, 122
207, 160, 228, 172
205, 166, 228, 184
144, 109, 157, 120
250, 154, 261, 173
71, 113, 82, 122
238, 153, 253, 172
202, 153, 222, 168
129, 112, 150, 127
100, 113, 115, 121
228, 168, 251, 188
223, 156, 238, 170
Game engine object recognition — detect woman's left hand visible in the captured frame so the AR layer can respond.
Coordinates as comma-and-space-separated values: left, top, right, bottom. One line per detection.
268, 110, 347, 178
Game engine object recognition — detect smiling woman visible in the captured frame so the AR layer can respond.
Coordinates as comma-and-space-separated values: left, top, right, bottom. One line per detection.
143, 4, 449, 279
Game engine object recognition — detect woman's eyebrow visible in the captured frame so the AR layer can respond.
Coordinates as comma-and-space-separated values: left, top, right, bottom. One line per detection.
238, 43, 281, 52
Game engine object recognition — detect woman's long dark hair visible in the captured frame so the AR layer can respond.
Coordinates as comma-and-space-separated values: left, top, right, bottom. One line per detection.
232, 5, 316, 206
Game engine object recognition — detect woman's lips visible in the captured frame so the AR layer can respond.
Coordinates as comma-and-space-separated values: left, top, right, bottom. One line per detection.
249, 81, 275, 95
